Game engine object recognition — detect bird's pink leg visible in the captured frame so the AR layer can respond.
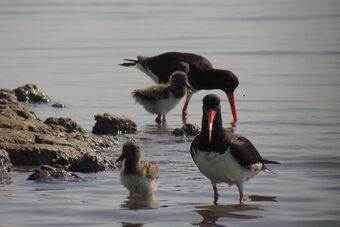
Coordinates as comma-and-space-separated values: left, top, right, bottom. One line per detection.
226, 91, 238, 127
155, 115, 162, 124
239, 191, 245, 204
237, 183, 245, 204
182, 91, 192, 124
212, 181, 219, 204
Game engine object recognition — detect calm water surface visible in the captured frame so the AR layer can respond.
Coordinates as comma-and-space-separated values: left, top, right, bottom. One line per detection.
1, 0, 340, 226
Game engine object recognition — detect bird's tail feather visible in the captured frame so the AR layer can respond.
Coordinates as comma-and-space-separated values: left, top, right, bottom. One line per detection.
262, 159, 279, 174
263, 159, 280, 164
263, 166, 277, 174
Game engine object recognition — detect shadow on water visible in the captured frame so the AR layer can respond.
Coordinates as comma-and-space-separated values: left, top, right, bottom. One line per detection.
248, 194, 278, 202
121, 222, 143, 227
192, 203, 263, 227
120, 195, 159, 210
142, 123, 173, 135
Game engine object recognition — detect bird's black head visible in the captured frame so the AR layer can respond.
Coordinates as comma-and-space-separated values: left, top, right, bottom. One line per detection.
219, 70, 239, 92
115, 139, 141, 163
203, 94, 221, 111
202, 94, 223, 143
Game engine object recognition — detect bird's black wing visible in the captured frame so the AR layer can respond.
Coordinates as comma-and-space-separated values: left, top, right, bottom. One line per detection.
229, 135, 264, 168
175, 52, 213, 70
190, 135, 200, 163
146, 53, 188, 83
146, 52, 213, 83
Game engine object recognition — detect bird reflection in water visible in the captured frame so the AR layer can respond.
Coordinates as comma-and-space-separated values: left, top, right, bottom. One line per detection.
143, 123, 170, 135
193, 204, 262, 227
120, 195, 159, 210
193, 195, 277, 226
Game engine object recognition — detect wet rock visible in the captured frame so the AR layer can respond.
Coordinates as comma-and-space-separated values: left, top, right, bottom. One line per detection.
88, 135, 119, 148
172, 123, 200, 136
0, 149, 12, 185
92, 113, 137, 135
27, 165, 81, 182
13, 83, 49, 103
0, 175, 12, 184
68, 153, 113, 173
0, 86, 117, 173
0, 149, 11, 173
44, 117, 86, 134
51, 103, 65, 108
0, 89, 17, 104
5, 142, 77, 166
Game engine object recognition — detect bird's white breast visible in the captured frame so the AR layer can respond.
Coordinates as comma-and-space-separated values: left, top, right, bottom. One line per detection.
193, 148, 262, 185
120, 163, 159, 196
135, 93, 183, 115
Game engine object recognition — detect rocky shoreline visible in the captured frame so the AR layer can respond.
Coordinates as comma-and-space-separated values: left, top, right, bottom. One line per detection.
0, 84, 137, 183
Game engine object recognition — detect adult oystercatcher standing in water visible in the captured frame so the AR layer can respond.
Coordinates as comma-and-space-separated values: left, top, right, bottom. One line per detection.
190, 94, 279, 204
120, 52, 239, 125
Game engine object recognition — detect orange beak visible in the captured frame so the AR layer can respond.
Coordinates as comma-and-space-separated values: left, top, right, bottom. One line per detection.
207, 109, 216, 143
227, 91, 237, 123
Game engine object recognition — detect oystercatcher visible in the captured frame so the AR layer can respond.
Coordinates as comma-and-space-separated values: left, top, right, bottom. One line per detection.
190, 94, 279, 204
132, 71, 192, 123
116, 140, 159, 197
120, 52, 239, 124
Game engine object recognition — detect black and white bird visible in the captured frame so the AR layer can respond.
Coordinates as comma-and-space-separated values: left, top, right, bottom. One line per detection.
115, 140, 159, 197
120, 52, 239, 124
132, 71, 192, 123
190, 94, 279, 204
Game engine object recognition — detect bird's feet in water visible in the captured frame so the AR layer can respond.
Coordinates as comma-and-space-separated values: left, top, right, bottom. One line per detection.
230, 121, 237, 129
155, 115, 166, 124
212, 182, 219, 205
155, 115, 162, 124
239, 192, 245, 204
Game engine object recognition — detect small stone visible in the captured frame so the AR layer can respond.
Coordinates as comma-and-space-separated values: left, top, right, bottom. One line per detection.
51, 103, 65, 108
27, 165, 81, 182
172, 123, 200, 136
68, 153, 111, 173
13, 84, 49, 103
92, 113, 137, 135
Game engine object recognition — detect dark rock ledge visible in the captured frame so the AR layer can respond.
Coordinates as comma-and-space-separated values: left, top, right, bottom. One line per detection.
0, 86, 136, 183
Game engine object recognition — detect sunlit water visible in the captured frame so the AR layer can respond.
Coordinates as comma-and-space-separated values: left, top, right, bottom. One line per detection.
1, 0, 340, 226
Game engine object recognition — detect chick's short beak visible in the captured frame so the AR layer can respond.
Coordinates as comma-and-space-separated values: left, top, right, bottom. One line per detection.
184, 81, 194, 92
115, 154, 124, 163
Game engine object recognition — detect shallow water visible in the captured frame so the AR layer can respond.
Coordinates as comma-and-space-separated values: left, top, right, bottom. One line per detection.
1, 0, 340, 226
